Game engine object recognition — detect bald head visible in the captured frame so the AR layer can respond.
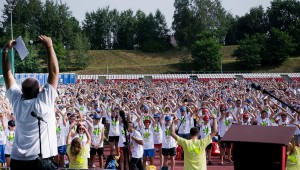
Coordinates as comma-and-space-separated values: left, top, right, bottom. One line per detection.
22, 78, 40, 99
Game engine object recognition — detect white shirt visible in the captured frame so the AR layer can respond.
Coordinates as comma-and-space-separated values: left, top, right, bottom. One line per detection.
0, 122, 6, 145
140, 127, 154, 150
218, 116, 233, 137
107, 117, 120, 136
257, 117, 272, 126
178, 113, 192, 134
7, 83, 58, 160
91, 123, 104, 148
130, 130, 143, 158
293, 119, 300, 135
5, 129, 14, 154
153, 124, 163, 144
76, 104, 88, 116
56, 122, 67, 146
200, 121, 211, 139
162, 123, 176, 149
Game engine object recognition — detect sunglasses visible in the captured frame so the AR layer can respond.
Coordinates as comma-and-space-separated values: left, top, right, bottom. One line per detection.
78, 128, 84, 131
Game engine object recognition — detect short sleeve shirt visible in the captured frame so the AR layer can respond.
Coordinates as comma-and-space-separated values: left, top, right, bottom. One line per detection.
177, 136, 211, 170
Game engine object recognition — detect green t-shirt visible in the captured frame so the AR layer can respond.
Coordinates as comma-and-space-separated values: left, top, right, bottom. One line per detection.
67, 144, 90, 169
177, 135, 211, 170
286, 146, 300, 170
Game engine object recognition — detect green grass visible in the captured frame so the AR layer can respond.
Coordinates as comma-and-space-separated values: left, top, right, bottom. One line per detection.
74, 46, 300, 74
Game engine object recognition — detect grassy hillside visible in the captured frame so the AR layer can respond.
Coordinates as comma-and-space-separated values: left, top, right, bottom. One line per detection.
74, 46, 300, 74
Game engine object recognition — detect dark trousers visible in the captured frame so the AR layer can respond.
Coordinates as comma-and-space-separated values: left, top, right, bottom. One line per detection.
11, 159, 40, 170
11, 157, 57, 170
130, 157, 144, 170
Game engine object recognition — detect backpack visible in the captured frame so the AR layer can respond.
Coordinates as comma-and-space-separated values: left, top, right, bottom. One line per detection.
211, 141, 221, 156
105, 155, 117, 169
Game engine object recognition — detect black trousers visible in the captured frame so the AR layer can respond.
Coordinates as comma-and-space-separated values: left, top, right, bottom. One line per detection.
11, 157, 57, 170
130, 157, 144, 170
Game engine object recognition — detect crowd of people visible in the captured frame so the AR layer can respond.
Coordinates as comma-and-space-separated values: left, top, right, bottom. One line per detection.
0, 76, 300, 169
1, 35, 300, 170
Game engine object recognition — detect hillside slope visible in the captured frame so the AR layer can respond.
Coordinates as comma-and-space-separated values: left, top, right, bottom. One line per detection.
74, 46, 300, 74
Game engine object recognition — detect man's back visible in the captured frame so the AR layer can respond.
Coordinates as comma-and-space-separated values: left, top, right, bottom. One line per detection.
7, 83, 58, 160
177, 136, 211, 170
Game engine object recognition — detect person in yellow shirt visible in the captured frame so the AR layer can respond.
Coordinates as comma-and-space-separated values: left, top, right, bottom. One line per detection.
286, 136, 300, 170
66, 124, 91, 169
170, 114, 218, 170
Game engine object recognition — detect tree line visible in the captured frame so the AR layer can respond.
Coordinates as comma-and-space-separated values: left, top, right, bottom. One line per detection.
0, 0, 300, 72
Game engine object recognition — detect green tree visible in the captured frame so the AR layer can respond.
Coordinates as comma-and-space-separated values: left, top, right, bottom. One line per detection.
226, 6, 268, 45
267, 0, 300, 32
173, 0, 230, 48
262, 28, 295, 65
139, 10, 171, 52
114, 10, 136, 50
72, 33, 91, 70
191, 33, 221, 71
234, 34, 266, 70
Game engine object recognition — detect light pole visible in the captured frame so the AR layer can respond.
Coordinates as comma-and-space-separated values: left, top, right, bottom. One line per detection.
7, 0, 16, 75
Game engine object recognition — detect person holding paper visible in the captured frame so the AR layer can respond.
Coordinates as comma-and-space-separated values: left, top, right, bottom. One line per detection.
2, 35, 59, 170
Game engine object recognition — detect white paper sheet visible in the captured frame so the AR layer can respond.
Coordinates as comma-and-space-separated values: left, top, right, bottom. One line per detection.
13, 36, 29, 60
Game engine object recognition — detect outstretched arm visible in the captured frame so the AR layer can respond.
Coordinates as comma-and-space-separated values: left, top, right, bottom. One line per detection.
2, 40, 16, 89
40, 35, 59, 90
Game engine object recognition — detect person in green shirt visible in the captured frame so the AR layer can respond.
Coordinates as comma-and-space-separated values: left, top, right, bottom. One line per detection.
66, 124, 91, 169
170, 114, 218, 170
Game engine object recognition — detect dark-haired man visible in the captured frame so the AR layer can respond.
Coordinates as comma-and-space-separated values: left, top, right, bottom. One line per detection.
128, 122, 144, 170
2, 35, 59, 169
170, 114, 218, 170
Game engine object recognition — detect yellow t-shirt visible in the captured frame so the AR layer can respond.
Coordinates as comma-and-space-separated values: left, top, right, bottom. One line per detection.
177, 135, 211, 170
286, 146, 300, 170
67, 144, 90, 169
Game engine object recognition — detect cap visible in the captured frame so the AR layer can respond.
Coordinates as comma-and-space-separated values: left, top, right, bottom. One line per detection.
180, 106, 187, 112
227, 97, 232, 103
8, 120, 15, 127
202, 109, 208, 113
203, 115, 209, 121
96, 108, 101, 113
243, 113, 249, 119
143, 119, 151, 124
154, 114, 160, 118
246, 98, 253, 104
93, 114, 101, 119
144, 105, 150, 111
165, 116, 171, 121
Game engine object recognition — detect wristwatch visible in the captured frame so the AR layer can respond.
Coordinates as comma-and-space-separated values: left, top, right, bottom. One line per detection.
2, 49, 9, 53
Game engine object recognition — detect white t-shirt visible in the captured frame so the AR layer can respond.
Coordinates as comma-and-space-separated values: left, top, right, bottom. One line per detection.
76, 104, 88, 116
7, 83, 58, 160
153, 124, 163, 144
293, 119, 300, 135
140, 127, 154, 150
56, 122, 67, 146
256, 117, 272, 126
162, 124, 176, 149
91, 123, 104, 148
199, 121, 211, 139
5, 129, 14, 154
130, 130, 143, 158
107, 117, 120, 136
0, 123, 6, 145
218, 116, 234, 137
178, 113, 192, 134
